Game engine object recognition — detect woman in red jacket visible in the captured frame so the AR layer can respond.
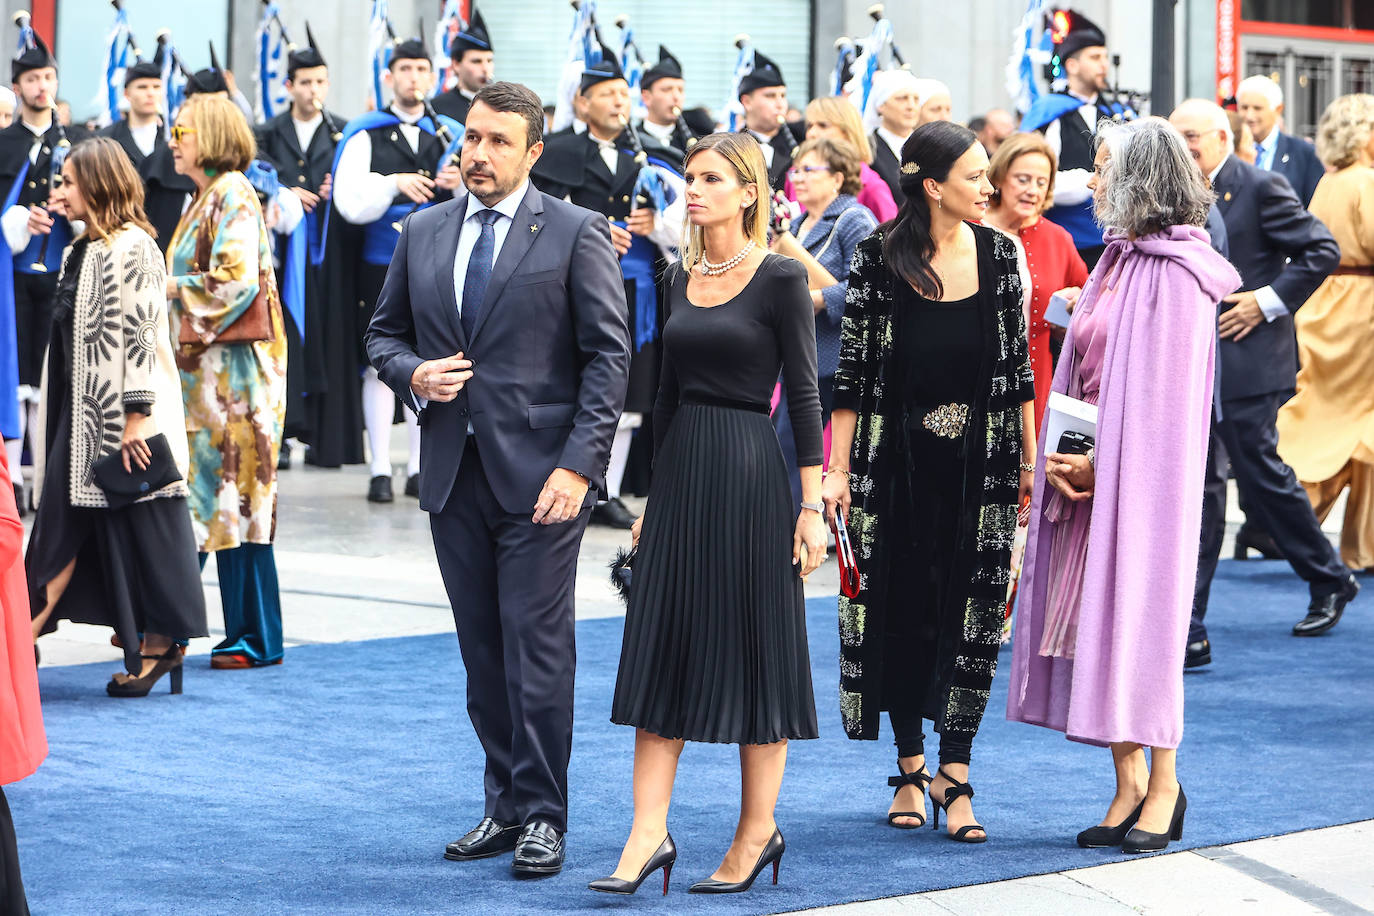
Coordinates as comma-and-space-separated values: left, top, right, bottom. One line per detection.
0, 449, 44, 914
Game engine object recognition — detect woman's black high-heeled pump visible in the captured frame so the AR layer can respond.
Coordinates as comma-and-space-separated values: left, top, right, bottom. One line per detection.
1122, 785, 1186, 853
887, 765, 931, 829
687, 829, 784, 894
106, 645, 184, 697
1077, 799, 1144, 848
588, 834, 676, 895
930, 767, 988, 844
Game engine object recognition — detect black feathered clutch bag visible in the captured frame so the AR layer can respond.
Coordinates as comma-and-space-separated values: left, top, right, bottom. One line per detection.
608, 546, 636, 604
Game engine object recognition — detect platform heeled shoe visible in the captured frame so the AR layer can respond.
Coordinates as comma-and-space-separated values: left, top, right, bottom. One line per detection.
1076, 799, 1144, 848
1122, 785, 1186, 853
687, 829, 784, 894
588, 834, 676, 895
106, 644, 184, 697
930, 767, 988, 843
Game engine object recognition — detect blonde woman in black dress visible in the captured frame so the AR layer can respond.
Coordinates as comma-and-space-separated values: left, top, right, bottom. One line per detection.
591, 132, 826, 896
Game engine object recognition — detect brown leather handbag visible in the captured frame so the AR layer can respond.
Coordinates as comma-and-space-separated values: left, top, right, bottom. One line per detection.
177, 193, 279, 346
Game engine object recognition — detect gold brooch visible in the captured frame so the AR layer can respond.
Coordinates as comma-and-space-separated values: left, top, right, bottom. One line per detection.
922, 402, 970, 439
901, 162, 920, 175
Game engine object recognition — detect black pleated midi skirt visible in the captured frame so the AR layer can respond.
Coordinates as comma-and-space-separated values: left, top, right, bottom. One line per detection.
611, 403, 819, 744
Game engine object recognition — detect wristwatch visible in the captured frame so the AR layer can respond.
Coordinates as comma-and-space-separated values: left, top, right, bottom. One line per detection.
800, 500, 824, 514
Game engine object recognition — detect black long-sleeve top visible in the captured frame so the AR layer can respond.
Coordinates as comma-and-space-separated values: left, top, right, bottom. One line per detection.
653, 253, 823, 465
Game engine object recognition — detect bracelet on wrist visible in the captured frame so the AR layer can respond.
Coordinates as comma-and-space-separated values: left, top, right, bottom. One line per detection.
800, 500, 824, 514
1019, 462, 1035, 474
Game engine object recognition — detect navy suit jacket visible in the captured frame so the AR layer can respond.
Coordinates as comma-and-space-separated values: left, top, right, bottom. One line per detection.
1212, 154, 1339, 401
365, 183, 631, 514
1269, 131, 1325, 208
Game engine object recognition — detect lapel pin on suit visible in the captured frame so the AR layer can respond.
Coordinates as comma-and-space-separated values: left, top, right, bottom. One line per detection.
1224, 191, 1232, 202
529, 223, 539, 233
1281, 154, 1290, 163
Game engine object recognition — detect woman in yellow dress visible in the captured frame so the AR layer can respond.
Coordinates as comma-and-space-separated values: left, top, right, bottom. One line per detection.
1277, 94, 1374, 569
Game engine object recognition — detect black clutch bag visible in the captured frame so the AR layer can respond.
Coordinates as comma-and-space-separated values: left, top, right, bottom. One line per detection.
91, 433, 183, 509
608, 546, 635, 605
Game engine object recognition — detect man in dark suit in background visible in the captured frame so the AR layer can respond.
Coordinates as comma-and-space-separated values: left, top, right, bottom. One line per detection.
1236, 75, 1325, 207
1170, 100, 1352, 668
431, 5, 494, 126
366, 81, 630, 879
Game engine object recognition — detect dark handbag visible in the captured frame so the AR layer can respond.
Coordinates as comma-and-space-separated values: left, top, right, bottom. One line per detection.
177, 193, 279, 347
608, 546, 636, 604
91, 433, 183, 509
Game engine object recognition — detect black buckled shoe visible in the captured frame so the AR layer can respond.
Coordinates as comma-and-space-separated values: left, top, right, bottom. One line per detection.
1184, 639, 1211, 669
591, 497, 636, 529
1293, 574, 1359, 637
512, 819, 564, 877
444, 817, 521, 861
367, 475, 394, 503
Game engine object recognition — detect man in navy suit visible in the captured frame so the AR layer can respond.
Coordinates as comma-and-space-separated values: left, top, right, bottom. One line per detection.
367, 82, 630, 877
1170, 100, 1352, 667
1236, 75, 1325, 207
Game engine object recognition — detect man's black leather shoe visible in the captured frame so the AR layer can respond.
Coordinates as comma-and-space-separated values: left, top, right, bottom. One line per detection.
1293, 574, 1359, 636
405, 473, 420, 498
1184, 639, 1211, 669
1233, 522, 1282, 560
511, 819, 565, 876
444, 817, 521, 861
591, 498, 636, 529
367, 475, 394, 503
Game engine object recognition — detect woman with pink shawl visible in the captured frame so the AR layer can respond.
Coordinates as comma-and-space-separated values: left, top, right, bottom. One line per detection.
1007, 118, 1240, 853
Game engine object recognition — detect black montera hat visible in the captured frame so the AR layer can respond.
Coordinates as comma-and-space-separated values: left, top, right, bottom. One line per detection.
287, 23, 327, 77
738, 49, 784, 97
641, 45, 682, 89
451, 5, 492, 59
579, 42, 625, 95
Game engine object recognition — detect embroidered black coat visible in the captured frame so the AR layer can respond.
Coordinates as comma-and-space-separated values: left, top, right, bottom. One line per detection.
832, 223, 1034, 741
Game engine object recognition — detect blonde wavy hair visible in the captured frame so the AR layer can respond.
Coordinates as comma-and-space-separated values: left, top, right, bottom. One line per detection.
1315, 93, 1374, 170
177, 93, 256, 173
679, 132, 769, 272
804, 96, 873, 163
987, 132, 1058, 211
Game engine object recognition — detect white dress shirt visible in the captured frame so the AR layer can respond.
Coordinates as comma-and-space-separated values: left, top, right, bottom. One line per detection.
641, 119, 675, 148
1208, 152, 1285, 322
292, 113, 322, 156
453, 179, 529, 319
129, 121, 159, 157
588, 134, 620, 174
2, 118, 61, 253
875, 125, 907, 164
333, 107, 426, 225
1043, 94, 1099, 207
747, 128, 776, 168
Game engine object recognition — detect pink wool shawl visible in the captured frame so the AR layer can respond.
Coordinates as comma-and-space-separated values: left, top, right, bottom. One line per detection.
1007, 226, 1240, 748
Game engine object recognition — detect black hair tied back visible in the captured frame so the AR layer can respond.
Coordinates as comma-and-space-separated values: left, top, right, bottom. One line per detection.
882, 120, 979, 300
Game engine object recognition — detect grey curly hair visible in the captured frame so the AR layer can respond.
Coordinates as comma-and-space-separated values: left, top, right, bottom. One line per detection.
1093, 116, 1214, 236
1315, 94, 1374, 170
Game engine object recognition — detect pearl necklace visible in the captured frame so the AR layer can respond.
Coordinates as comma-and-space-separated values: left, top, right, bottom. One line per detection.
698, 240, 756, 277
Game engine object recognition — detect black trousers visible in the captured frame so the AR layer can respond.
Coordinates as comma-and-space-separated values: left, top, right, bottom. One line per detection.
13, 270, 58, 389
429, 440, 590, 834
1192, 391, 1348, 642
0, 787, 29, 916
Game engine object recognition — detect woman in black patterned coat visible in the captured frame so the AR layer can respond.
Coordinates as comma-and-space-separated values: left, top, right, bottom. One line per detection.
26, 138, 205, 696
823, 122, 1036, 842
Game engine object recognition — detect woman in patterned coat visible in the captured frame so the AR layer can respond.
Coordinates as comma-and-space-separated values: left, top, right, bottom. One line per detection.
167, 95, 287, 670
823, 122, 1035, 842
26, 137, 205, 695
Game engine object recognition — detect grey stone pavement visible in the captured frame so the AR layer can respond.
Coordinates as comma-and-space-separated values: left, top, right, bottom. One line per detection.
27, 433, 1374, 915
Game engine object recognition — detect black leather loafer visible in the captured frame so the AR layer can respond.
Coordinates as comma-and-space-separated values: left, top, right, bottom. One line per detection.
1293, 574, 1359, 637
367, 475, 394, 503
591, 498, 636, 529
511, 819, 565, 877
1184, 639, 1211, 669
444, 817, 520, 861
404, 473, 420, 498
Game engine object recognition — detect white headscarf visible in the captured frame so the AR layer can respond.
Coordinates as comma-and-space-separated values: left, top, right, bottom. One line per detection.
860, 72, 951, 134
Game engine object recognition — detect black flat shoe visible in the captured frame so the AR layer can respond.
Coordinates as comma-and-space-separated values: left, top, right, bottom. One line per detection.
444, 816, 520, 860
588, 834, 676, 895
1076, 800, 1144, 848
1184, 639, 1211, 669
1293, 574, 1358, 636
106, 645, 184, 698
13, 482, 25, 518
930, 767, 988, 843
1233, 523, 1282, 560
277, 442, 292, 471
404, 473, 420, 498
511, 819, 564, 877
688, 829, 784, 894
591, 497, 636, 529
887, 764, 931, 829
367, 475, 394, 503
1122, 785, 1186, 853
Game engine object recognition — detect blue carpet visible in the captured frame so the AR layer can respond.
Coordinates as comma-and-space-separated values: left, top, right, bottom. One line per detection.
11, 561, 1374, 915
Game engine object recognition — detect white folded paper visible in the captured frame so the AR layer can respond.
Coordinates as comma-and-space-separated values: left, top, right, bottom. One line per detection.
1043, 292, 1073, 328
1044, 390, 1098, 458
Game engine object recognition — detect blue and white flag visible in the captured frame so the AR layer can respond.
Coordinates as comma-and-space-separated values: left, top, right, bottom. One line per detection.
367, 0, 392, 110
255, 2, 290, 122
1006, 0, 1054, 114
722, 37, 753, 133
844, 16, 894, 115
619, 24, 645, 123
831, 38, 855, 98
552, 0, 597, 133
94, 5, 135, 128
158, 34, 188, 140
433, 0, 464, 94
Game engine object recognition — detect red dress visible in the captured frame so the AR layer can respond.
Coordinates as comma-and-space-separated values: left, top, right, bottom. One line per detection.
0, 451, 45, 786
1017, 218, 1089, 431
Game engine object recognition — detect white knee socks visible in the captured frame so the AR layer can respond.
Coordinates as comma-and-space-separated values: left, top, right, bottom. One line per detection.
362, 368, 396, 478
605, 412, 642, 500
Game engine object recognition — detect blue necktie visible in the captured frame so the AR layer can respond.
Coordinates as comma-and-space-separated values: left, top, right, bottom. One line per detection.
461, 209, 501, 340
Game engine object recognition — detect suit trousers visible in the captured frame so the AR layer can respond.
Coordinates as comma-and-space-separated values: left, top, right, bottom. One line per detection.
1192, 391, 1348, 642
430, 439, 589, 834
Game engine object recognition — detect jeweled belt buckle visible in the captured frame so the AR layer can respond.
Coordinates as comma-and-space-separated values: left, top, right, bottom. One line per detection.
922, 402, 970, 439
